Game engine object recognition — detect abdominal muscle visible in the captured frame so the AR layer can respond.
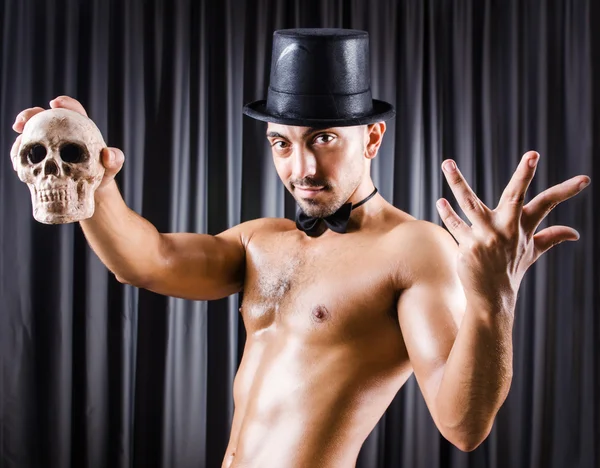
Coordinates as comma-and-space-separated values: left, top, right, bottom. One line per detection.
222, 321, 412, 468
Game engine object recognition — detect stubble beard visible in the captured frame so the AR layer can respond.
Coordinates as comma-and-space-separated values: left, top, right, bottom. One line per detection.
295, 178, 361, 218
299, 189, 345, 218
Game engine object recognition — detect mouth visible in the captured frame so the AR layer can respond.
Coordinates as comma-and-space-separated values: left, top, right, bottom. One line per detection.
35, 187, 69, 203
294, 186, 325, 198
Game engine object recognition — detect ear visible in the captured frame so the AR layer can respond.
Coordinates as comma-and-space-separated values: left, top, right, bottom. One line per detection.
364, 122, 386, 159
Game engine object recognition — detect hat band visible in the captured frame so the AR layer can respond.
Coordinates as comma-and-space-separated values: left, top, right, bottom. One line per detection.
265, 88, 373, 120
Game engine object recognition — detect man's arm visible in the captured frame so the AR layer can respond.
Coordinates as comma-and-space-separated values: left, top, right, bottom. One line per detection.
397, 151, 589, 451
12, 96, 252, 302
396, 221, 514, 452
80, 179, 251, 301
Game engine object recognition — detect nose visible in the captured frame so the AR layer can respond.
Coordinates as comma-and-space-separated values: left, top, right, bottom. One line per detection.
43, 158, 60, 177
290, 147, 317, 180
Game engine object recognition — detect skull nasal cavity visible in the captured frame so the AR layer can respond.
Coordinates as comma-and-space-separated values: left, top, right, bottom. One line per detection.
60, 144, 85, 163
43, 159, 60, 176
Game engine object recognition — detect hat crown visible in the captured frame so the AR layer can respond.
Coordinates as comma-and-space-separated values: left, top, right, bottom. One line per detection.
269, 28, 371, 96
242, 28, 395, 127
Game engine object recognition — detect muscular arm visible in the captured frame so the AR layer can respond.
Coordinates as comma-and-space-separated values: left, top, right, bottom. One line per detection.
396, 221, 514, 452
11, 97, 248, 301
80, 180, 250, 301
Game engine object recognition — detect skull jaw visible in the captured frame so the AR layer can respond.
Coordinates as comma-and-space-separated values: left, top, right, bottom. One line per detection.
28, 181, 98, 224
32, 202, 95, 224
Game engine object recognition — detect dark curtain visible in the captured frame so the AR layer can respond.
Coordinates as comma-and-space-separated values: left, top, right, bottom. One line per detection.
0, 0, 597, 467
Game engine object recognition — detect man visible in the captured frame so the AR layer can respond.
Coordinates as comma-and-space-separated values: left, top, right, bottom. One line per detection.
10, 29, 590, 467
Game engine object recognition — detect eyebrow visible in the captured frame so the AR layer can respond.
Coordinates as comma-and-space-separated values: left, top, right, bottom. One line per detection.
266, 127, 329, 141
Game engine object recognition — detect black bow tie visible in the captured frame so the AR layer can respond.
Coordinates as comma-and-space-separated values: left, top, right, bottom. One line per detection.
295, 188, 378, 237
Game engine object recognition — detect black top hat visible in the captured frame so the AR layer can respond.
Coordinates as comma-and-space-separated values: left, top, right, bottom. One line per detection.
243, 28, 395, 127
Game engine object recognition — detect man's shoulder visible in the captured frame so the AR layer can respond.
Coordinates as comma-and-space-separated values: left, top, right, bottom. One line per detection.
381, 205, 454, 244
394, 218, 456, 248
239, 216, 295, 232
218, 217, 295, 248
386, 217, 460, 287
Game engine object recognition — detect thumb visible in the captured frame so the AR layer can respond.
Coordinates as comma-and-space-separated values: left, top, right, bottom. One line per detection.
97, 148, 125, 191
101, 147, 125, 173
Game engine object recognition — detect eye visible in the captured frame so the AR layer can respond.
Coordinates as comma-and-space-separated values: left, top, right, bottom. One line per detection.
27, 145, 47, 164
60, 144, 87, 163
271, 140, 289, 150
314, 134, 335, 144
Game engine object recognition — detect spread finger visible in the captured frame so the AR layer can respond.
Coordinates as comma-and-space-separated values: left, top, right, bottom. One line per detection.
441, 159, 490, 225
522, 175, 591, 236
436, 198, 470, 245
496, 151, 539, 219
532, 225, 581, 263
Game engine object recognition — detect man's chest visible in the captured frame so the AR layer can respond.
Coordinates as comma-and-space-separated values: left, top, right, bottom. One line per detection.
239, 232, 405, 342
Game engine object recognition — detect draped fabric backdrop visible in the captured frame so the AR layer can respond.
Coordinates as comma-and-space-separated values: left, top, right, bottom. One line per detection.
0, 0, 598, 467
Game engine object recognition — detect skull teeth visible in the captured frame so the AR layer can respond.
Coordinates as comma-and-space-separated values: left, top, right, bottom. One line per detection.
37, 189, 69, 203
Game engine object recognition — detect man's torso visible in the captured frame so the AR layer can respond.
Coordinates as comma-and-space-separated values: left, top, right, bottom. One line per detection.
224, 204, 423, 468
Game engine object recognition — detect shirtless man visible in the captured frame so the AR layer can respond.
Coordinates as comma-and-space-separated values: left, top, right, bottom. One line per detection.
10, 30, 590, 468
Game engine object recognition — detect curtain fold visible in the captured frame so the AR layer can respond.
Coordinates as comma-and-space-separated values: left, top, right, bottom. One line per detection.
0, 0, 597, 467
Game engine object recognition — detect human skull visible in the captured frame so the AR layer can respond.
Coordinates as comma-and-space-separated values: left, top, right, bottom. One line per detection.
12, 108, 106, 224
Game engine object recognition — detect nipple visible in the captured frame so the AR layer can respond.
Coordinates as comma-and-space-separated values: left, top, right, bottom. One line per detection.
311, 305, 330, 323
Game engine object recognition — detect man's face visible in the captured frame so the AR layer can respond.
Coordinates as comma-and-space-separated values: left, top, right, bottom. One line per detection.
266, 123, 373, 218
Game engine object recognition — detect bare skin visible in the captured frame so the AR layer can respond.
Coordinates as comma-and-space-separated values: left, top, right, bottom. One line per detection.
221, 211, 437, 468
11, 97, 591, 468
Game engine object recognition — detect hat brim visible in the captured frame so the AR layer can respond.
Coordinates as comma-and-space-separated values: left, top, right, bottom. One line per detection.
242, 99, 395, 128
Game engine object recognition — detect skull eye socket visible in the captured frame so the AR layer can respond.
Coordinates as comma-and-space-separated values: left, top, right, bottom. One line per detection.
27, 145, 47, 164
60, 144, 87, 163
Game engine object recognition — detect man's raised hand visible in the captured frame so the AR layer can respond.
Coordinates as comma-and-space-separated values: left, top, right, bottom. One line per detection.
436, 151, 590, 307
